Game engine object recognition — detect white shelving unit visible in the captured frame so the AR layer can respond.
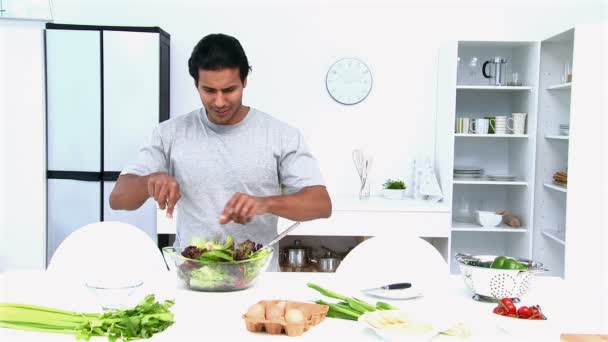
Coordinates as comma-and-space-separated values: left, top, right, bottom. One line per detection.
435, 25, 608, 280
455, 134, 528, 138
532, 29, 574, 277
451, 221, 527, 233
437, 40, 540, 274
547, 82, 572, 90
543, 182, 567, 193
456, 85, 534, 91
541, 230, 566, 245
436, 26, 605, 278
453, 179, 528, 186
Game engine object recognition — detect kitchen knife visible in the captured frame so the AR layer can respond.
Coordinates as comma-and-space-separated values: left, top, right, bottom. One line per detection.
362, 282, 412, 292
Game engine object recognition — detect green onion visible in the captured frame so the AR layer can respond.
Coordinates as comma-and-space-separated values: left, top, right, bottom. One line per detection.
308, 283, 398, 321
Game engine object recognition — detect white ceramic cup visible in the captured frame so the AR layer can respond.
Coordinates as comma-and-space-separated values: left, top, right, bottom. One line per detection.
494, 116, 513, 134
470, 118, 489, 134
512, 113, 527, 134
455, 117, 470, 134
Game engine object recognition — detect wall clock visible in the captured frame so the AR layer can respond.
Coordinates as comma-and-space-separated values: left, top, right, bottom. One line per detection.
325, 58, 373, 105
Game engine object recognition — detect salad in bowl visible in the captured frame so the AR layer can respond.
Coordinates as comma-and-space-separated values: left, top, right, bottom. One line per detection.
163, 235, 273, 292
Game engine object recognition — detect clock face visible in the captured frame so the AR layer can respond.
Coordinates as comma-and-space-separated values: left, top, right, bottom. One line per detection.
326, 58, 373, 105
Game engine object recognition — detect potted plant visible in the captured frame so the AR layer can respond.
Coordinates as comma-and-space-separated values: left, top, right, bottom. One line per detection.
382, 179, 406, 200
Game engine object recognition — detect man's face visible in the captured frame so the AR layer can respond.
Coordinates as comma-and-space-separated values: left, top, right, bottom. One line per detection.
196, 68, 247, 125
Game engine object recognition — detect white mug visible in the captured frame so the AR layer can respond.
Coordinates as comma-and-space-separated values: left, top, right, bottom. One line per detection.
512, 113, 527, 134
494, 115, 514, 134
470, 118, 489, 134
455, 117, 470, 134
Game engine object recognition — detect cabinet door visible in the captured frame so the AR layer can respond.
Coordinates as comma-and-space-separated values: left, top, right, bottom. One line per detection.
47, 179, 101, 263
46, 29, 101, 172
103, 181, 158, 244
103, 31, 160, 172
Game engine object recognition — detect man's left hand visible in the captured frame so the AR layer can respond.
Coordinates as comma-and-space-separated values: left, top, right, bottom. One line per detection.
219, 192, 269, 225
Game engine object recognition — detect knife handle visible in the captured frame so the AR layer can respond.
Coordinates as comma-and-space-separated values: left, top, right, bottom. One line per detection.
387, 282, 412, 290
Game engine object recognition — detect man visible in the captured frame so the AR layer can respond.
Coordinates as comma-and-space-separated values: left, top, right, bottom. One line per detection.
109, 33, 332, 270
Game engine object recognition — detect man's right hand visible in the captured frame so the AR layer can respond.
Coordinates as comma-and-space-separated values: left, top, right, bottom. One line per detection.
146, 172, 181, 218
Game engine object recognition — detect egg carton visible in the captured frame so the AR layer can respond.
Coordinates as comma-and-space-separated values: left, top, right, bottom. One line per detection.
242, 300, 329, 336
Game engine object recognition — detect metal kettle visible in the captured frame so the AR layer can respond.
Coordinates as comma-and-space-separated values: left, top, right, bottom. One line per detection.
482, 57, 508, 86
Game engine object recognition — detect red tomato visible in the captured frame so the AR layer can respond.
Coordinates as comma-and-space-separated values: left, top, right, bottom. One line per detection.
530, 307, 540, 317
505, 303, 517, 314
517, 306, 532, 319
500, 298, 514, 307
507, 313, 517, 318
493, 306, 506, 316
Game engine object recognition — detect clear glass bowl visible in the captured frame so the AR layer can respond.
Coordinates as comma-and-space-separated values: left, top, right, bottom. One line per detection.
85, 279, 143, 311
162, 246, 273, 292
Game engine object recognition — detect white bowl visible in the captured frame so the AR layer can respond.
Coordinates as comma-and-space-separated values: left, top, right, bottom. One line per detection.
476, 211, 502, 227
493, 312, 553, 338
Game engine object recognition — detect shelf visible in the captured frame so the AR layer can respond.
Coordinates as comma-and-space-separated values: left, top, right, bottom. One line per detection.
545, 135, 569, 140
542, 230, 565, 245
455, 133, 528, 138
456, 85, 533, 91
547, 82, 571, 90
451, 221, 527, 232
453, 179, 528, 186
544, 182, 567, 193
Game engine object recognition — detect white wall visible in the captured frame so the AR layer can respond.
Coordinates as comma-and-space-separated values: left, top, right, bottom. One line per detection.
48, 0, 606, 198
1, 0, 605, 274
0, 23, 47, 271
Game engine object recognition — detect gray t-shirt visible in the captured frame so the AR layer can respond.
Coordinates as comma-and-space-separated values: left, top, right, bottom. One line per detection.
121, 107, 325, 270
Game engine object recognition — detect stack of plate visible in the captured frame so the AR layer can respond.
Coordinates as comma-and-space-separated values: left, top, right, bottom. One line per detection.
559, 124, 569, 136
454, 166, 483, 178
486, 174, 517, 181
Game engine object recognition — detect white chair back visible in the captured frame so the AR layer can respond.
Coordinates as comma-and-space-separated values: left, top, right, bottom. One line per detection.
47, 221, 168, 281
336, 235, 448, 291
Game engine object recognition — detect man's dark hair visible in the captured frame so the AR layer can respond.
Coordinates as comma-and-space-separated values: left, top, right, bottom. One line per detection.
188, 33, 251, 84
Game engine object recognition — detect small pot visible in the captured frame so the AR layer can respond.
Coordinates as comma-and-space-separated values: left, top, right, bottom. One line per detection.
282, 240, 311, 267
311, 251, 341, 272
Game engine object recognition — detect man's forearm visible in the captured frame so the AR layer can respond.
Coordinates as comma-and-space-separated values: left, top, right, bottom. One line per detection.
264, 185, 332, 221
109, 174, 150, 210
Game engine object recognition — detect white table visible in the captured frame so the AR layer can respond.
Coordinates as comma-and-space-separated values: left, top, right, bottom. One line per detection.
0, 271, 586, 341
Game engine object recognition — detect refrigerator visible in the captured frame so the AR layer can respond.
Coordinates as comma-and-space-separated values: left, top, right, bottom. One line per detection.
45, 23, 170, 264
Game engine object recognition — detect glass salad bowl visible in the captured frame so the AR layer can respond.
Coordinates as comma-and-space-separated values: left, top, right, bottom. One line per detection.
162, 244, 273, 292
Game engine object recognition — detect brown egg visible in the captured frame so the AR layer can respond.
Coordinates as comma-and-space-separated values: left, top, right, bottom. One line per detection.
285, 308, 305, 324
266, 301, 286, 320
246, 303, 265, 320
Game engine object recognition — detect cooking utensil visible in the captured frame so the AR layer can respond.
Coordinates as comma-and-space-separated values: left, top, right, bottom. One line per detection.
352, 149, 373, 199
256, 221, 301, 254
454, 253, 548, 301
283, 239, 311, 267
310, 251, 341, 272
362, 282, 412, 293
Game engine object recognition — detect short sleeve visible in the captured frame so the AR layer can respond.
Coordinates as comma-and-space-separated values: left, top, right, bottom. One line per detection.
279, 130, 325, 192
120, 127, 169, 176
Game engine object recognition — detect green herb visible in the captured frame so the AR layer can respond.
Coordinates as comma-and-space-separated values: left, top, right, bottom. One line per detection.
382, 179, 406, 189
308, 283, 397, 321
0, 295, 174, 341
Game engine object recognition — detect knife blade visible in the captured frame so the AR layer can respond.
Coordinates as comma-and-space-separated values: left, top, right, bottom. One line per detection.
362, 282, 412, 292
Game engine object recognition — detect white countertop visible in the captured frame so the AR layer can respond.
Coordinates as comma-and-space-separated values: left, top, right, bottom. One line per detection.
330, 196, 450, 213
157, 195, 451, 236
0, 271, 594, 341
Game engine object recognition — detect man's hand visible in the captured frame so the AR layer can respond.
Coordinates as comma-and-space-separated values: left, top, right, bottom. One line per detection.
219, 192, 269, 225
147, 172, 181, 218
